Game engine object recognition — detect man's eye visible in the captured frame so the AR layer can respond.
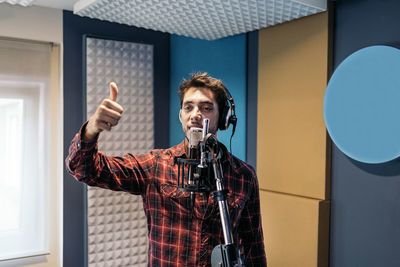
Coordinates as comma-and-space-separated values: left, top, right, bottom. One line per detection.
183, 106, 192, 111
203, 106, 213, 112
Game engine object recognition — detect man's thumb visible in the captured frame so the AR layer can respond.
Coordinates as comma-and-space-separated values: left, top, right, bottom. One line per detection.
109, 82, 118, 101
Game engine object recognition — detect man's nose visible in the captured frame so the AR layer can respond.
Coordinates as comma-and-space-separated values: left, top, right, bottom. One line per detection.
190, 107, 202, 120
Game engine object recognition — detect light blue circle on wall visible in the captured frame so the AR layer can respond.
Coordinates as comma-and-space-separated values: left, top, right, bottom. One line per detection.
324, 45, 400, 164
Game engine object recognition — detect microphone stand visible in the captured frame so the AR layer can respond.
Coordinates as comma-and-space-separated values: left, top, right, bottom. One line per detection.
175, 118, 242, 266
200, 134, 242, 267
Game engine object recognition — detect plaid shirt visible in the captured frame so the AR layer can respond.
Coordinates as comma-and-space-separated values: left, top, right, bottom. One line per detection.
66, 126, 267, 267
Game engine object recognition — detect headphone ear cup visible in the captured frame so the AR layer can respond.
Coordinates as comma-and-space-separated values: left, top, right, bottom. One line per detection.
219, 87, 236, 132
218, 103, 231, 130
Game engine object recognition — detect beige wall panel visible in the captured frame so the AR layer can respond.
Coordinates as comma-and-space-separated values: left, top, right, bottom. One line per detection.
260, 190, 330, 267
257, 12, 329, 200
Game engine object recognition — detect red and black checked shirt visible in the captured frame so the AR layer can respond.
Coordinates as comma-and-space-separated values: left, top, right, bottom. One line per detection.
66, 126, 267, 267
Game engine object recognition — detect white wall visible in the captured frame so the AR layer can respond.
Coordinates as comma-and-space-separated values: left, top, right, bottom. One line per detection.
0, 4, 62, 43
0, 4, 63, 267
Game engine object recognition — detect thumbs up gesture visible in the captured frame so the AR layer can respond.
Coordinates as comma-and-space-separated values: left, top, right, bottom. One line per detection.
84, 82, 124, 141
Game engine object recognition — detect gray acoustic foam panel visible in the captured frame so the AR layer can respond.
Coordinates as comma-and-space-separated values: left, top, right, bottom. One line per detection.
74, 0, 326, 40
86, 37, 153, 267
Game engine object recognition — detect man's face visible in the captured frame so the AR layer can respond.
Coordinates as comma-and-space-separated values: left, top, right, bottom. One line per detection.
180, 87, 219, 139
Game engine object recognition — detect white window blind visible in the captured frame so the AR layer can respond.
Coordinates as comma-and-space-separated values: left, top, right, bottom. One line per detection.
0, 38, 52, 261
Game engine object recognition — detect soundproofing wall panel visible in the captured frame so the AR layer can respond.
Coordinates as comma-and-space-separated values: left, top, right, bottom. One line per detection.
257, 11, 331, 266
260, 190, 330, 267
86, 37, 153, 267
257, 12, 330, 200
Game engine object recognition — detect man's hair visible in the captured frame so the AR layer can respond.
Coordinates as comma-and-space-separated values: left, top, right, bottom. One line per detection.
178, 72, 228, 116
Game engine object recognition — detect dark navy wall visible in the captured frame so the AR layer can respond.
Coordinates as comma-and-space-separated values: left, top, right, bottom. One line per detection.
169, 34, 247, 161
63, 11, 169, 267
246, 31, 258, 169
330, 1, 400, 266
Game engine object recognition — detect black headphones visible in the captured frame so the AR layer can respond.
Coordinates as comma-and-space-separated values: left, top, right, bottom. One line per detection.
218, 87, 237, 134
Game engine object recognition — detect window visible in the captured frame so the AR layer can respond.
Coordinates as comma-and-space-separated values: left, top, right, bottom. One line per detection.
0, 98, 23, 232
0, 39, 52, 261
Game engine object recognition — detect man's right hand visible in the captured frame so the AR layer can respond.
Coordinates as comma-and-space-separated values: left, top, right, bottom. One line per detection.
83, 82, 124, 142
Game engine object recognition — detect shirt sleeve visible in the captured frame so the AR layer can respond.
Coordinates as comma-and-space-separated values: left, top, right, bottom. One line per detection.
239, 174, 267, 266
65, 122, 155, 195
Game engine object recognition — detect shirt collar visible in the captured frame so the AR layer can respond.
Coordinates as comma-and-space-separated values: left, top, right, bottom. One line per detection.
169, 140, 187, 158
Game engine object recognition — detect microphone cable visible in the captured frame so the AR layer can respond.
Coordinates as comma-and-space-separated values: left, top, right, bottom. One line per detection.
228, 126, 235, 190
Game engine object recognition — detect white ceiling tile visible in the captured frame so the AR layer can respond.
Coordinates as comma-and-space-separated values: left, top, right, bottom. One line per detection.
73, 0, 326, 40
0, 0, 35, 6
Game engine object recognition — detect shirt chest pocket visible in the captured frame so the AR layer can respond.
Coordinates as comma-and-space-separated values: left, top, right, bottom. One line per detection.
208, 194, 246, 226
227, 194, 246, 226
159, 183, 192, 219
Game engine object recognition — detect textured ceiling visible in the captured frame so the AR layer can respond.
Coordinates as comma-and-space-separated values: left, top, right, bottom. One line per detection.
0, 0, 35, 6
74, 0, 326, 40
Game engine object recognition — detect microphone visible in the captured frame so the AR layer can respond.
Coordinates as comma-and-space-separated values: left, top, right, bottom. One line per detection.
188, 127, 202, 159
188, 127, 202, 186
188, 127, 202, 206
175, 123, 213, 200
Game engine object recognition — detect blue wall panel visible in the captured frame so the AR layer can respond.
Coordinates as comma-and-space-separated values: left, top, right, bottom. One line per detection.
169, 34, 247, 161
330, 1, 400, 266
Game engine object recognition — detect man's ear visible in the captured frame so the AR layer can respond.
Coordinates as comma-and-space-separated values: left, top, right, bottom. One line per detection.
179, 109, 182, 123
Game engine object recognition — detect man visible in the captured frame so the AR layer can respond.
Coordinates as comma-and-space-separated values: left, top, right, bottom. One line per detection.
66, 73, 267, 266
